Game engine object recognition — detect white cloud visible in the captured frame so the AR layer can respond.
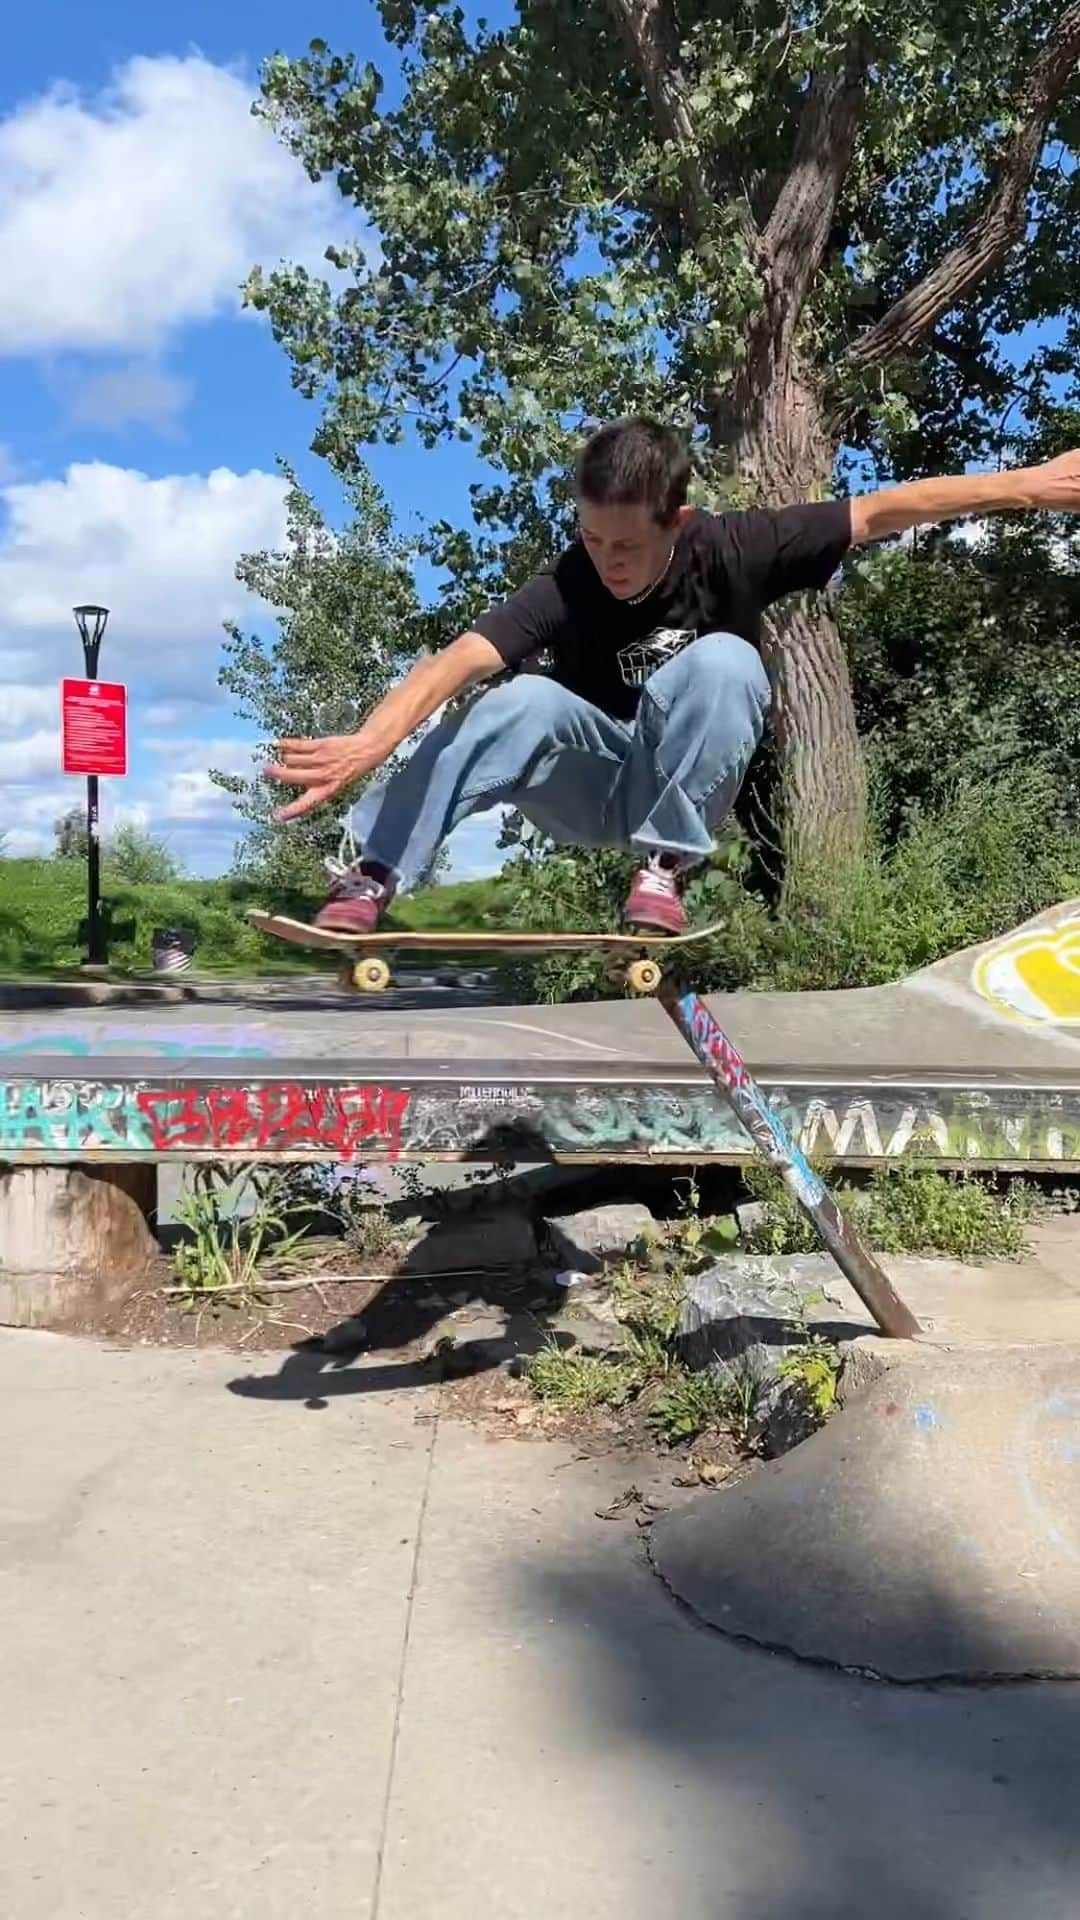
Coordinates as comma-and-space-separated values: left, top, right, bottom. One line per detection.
144, 735, 256, 771
0, 458, 287, 694
0, 54, 359, 357
161, 767, 238, 822
0, 728, 60, 781
1, 782, 158, 860
66, 361, 193, 434
141, 699, 207, 728
0, 684, 59, 733
2, 782, 71, 857
444, 806, 510, 882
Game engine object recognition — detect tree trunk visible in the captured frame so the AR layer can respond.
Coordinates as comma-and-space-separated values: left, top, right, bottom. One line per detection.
720, 355, 867, 881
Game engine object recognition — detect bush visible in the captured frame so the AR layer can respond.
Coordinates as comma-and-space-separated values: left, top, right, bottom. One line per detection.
838, 532, 1080, 832
490, 761, 1080, 999
106, 824, 181, 886
752, 766, 1080, 993
742, 1157, 1038, 1261
497, 824, 773, 1001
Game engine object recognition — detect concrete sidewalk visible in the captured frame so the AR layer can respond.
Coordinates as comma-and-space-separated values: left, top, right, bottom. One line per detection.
1, 1329, 1079, 1918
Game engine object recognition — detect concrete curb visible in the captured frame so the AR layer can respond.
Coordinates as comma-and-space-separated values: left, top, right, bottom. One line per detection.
0, 977, 329, 1009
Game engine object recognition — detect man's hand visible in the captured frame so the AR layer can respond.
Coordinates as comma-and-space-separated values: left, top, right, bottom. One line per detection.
264, 733, 387, 823
262, 630, 504, 827
1028, 448, 1080, 513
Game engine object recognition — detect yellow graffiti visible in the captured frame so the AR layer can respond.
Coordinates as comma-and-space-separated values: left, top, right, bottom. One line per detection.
973, 919, 1080, 1024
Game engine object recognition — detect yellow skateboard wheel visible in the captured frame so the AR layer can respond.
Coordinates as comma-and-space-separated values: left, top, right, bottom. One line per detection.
352, 955, 392, 994
627, 957, 663, 995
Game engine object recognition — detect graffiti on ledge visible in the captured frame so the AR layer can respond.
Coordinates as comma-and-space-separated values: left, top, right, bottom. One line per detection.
0, 1080, 411, 1159
4, 1077, 1080, 1164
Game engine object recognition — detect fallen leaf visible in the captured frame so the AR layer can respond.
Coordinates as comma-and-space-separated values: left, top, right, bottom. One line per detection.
595, 1484, 643, 1521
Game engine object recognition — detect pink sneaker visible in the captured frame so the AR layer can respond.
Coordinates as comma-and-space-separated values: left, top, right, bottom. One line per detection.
623, 854, 689, 935
314, 862, 395, 934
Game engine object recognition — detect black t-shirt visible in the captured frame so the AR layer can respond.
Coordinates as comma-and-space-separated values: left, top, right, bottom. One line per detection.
472, 500, 853, 720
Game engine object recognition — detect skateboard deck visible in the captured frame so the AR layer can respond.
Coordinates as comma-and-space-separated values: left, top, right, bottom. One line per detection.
247, 910, 724, 995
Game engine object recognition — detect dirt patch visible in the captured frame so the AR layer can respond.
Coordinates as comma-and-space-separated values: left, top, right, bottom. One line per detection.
51, 1241, 541, 1354
46, 1242, 750, 1486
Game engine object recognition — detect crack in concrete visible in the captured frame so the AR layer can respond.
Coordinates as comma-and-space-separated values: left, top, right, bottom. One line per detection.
371, 1394, 441, 1918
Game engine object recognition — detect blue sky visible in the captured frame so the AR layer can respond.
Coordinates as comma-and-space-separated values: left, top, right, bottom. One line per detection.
0, 0, 504, 879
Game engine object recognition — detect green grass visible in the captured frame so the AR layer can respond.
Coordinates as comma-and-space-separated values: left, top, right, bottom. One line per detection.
0, 858, 514, 979
389, 876, 513, 932
647, 1371, 751, 1448
525, 1344, 640, 1410
741, 1158, 1039, 1260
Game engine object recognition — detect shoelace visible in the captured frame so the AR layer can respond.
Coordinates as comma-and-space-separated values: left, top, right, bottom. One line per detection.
637, 865, 679, 895
324, 824, 382, 897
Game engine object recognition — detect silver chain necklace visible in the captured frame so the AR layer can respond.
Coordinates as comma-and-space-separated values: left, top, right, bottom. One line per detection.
623, 545, 676, 606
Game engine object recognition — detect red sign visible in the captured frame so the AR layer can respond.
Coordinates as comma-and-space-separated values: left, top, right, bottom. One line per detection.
61, 679, 127, 777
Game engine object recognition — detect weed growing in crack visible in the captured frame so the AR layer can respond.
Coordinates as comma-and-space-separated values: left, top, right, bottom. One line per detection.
172, 1166, 319, 1302
741, 1155, 1038, 1260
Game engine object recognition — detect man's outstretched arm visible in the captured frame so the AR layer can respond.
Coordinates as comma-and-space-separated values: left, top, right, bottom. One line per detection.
849, 448, 1080, 545
265, 630, 504, 823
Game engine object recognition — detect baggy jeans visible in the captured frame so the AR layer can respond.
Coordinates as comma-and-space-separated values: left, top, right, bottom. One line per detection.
347, 631, 772, 888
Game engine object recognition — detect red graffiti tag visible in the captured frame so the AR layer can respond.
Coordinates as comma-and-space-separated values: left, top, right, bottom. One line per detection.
687, 1001, 750, 1093
136, 1082, 411, 1160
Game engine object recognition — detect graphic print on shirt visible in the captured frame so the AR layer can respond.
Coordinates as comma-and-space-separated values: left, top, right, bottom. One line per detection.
616, 628, 697, 688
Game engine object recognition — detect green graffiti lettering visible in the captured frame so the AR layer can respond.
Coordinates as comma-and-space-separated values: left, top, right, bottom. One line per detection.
0, 1084, 73, 1150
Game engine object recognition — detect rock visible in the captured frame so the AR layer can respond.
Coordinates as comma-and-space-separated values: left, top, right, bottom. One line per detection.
735, 1201, 768, 1242
320, 1314, 368, 1355
758, 1381, 827, 1459
403, 1209, 537, 1275
548, 1305, 628, 1360
678, 1255, 873, 1459
543, 1203, 655, 1274
677, 1254, 867, 1374
0, 1165, 157, 1328
552, 1272, 621, 1317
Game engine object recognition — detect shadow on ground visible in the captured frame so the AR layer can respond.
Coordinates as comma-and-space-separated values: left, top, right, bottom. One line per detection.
514, 1509, 1080, 1917
226, 1164, 710, 1406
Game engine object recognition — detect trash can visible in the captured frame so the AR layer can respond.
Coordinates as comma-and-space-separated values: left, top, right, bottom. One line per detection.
151, 926, 195, 974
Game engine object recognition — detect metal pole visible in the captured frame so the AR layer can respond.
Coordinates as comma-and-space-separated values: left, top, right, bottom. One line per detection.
85, 771, 105, 966
659, 977, 921, 1339
74, 606, 109, 969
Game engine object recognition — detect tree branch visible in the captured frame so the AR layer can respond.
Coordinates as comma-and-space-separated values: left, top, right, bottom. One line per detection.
759, 42, 868, 323
605, 0, 755, 242
849, 1, 1080, 371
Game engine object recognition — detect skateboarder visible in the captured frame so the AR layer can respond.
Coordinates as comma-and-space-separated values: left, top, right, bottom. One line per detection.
266, 420, 1080, 935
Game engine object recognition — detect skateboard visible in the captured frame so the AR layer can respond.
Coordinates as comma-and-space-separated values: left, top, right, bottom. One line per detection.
246, 910, 725, 996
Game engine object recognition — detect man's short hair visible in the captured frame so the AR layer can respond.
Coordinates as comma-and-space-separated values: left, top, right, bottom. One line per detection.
575, 418, 692, 525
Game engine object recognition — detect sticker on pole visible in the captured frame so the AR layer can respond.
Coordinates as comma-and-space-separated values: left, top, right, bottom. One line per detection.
60, 679, 127, 776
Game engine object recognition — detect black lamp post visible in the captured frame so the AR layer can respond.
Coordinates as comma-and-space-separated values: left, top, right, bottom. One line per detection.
73, 605, 110, 967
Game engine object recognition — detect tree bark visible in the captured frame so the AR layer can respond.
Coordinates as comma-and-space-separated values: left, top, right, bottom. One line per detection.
720, 356, 866, 878
607, 4, 872, 871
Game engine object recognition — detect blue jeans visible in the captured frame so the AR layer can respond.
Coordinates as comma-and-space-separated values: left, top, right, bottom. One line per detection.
348, 631, 772, 888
